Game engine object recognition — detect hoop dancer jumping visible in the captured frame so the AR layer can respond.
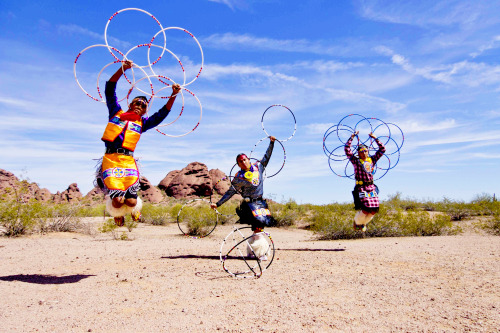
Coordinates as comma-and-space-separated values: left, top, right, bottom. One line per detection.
345, 131, 386, 231
96, 60, 181, 226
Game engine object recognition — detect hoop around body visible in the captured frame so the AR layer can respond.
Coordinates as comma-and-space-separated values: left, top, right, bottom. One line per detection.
219, 226, 275, 278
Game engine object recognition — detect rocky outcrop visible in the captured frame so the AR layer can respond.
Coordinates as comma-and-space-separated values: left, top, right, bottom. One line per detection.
139, 176, 164, 203
158, 170, 181, 192
1, 164, 237, 204
0, 169, 53, 202
84, 186, 105, 202
53, 183, 82, 203
162, 162, 213, 199
209, 169, 231, 195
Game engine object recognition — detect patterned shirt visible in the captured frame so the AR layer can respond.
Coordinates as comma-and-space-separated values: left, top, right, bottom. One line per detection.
216, 141, 275, 207
103, 81, 171, 149
344, 136, 386, 183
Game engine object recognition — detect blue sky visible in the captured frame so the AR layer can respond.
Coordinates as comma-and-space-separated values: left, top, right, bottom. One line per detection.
1, 0, 499, 205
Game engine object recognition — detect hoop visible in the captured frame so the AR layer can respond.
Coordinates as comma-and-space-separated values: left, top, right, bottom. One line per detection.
155, 86, 202, 137
74, 44, 128, 102
148, 27, 204, 87
249, 138, 286, 178
323, 124, 356, 160
335, 114, 370, 145
261, 104, 297, 142
104, 8, 166, 68
219, 226, 275, 278
122, 43, 186, 93
177, 198, 218, 238
326, 114, 404, 181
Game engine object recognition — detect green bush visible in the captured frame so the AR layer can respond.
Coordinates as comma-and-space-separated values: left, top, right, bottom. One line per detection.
214, 201, 238, 225
177, 203, 217, 236
0, 199, 45, 236
309, 203, 460, 240
141, 203, 171, 225
37, 204, 82, 233
269, 199, 304, 227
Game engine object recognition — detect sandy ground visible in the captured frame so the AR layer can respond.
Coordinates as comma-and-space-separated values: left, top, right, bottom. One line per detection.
0, 218, 499, 332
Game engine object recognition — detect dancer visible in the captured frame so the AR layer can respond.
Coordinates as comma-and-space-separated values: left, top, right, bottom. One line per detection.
345, 131, 386, 231
211, 136, 276, 260
96, 60, 181, 226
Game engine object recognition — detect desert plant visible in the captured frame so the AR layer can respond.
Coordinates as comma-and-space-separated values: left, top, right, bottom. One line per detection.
177, 204, 217, 236
37, 204, 82, 233
268, 199, 303, 227
0, 183, 46, 236
141, 203, 171, 225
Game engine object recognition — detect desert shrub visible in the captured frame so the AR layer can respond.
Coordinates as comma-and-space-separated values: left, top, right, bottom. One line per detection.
141, 203, 171, 225
73, 204, 107, 217
479, 212, 500, 235
309, 204, 359, 239
0, 197, 47, 236
396, 210, 459, 236
383, 192, 423, 211
214, 201, 238, 225
177, 203, 217, 236
36, 204, 82, 233
98, 218, 133, 240
310, 203, 460, 240
98, 218, 118, 233
268, 199, 303, 227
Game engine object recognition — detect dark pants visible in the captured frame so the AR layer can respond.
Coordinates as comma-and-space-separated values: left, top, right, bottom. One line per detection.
236, 199, 276, 231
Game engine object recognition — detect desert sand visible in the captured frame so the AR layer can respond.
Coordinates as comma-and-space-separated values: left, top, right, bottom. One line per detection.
0, 218, 499, 332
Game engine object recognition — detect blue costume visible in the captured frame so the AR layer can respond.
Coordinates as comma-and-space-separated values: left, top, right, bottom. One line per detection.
216, 141, 276, 230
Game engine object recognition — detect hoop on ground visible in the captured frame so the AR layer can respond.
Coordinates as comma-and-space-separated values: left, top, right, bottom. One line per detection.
220, 226, 275, 278
261, 105, 296, 142
249, 138, 286, 178
177, 198, 218, 238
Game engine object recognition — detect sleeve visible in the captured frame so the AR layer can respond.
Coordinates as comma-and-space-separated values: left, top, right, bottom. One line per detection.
105, 81, 122, 119
371, 138, 386, 164
344, 136, 356, 162
260, 140, 275, 168
142, 105, 171, 132
216, 186, 237, 207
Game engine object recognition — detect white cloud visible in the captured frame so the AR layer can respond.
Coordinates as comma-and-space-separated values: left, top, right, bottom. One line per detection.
207, 0, 248, 11
356, 0, 498, 29
375, 46, 500, 86
202, 32, 343, 56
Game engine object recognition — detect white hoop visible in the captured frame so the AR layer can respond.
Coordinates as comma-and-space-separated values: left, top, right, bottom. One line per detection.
148, 27, 204, 87
261, 104, 297, 142
103, 8, 166, 68
74, 44, 127, 102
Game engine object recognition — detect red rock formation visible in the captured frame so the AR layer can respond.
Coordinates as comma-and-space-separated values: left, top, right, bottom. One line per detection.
163, 162, 213, 199
0, 169, 52, 202
139, 176, 164, 203
53, 183, 82, 203
158, 169, 181, 191
209, 169, 231, 195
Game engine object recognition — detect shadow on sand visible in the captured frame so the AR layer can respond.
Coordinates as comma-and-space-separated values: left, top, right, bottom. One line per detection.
0, 274, 95, 285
